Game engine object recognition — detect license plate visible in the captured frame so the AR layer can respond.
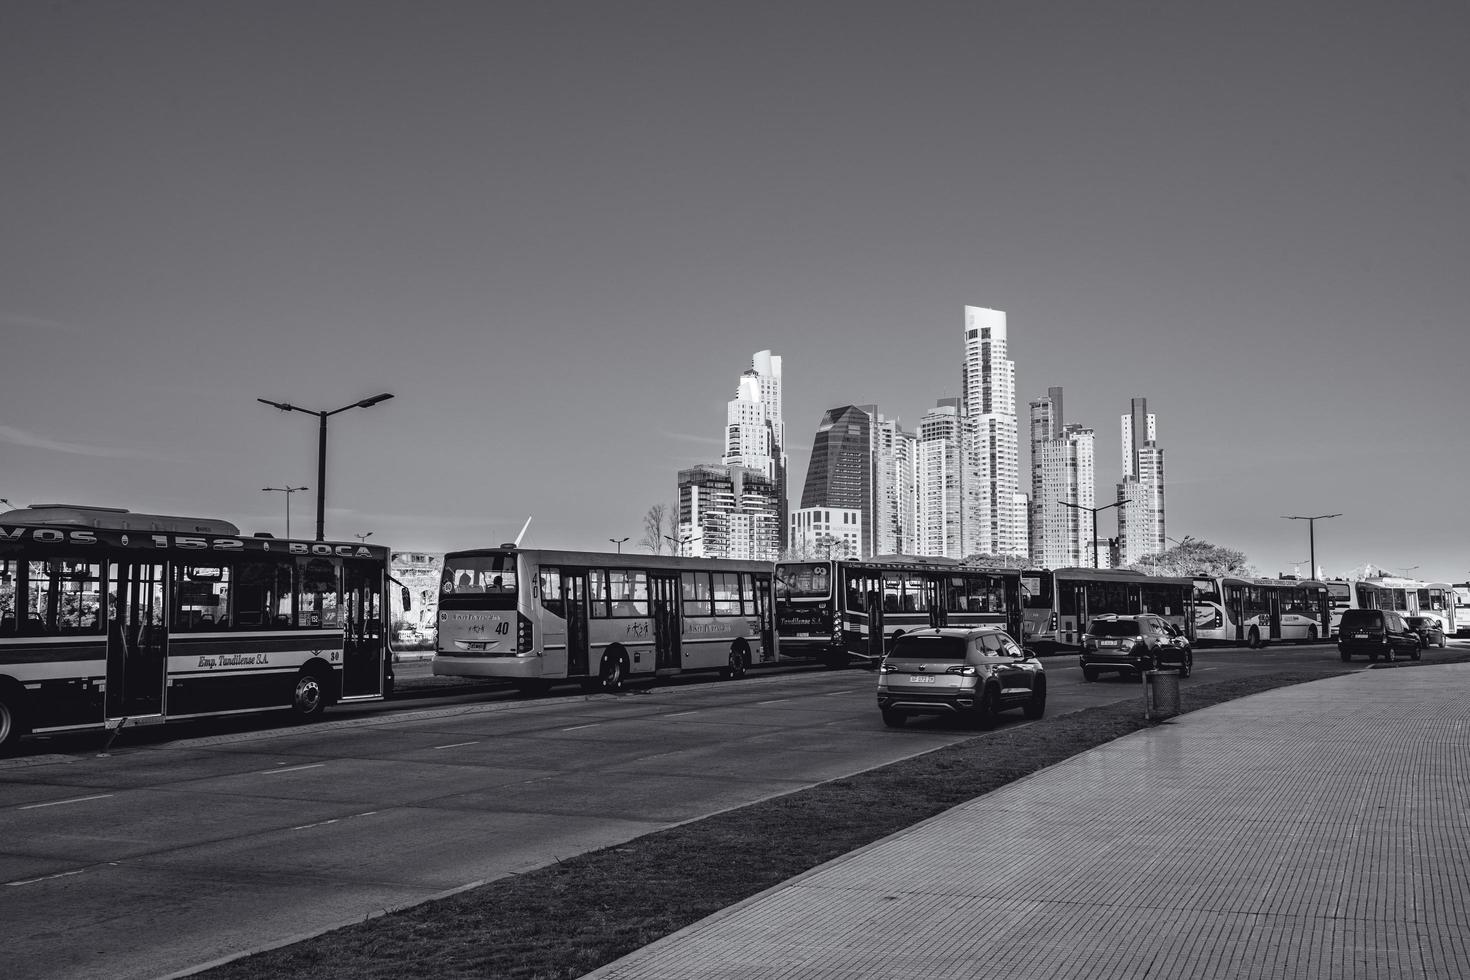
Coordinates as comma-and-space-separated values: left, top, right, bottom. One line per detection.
794, 632, 810, 637
1354, 633, 1369, 639
1099, 639, 1118, 647
906, 674, 935, 684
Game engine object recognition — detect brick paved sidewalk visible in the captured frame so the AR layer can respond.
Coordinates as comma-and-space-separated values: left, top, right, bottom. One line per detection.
586, 664, 1470, 980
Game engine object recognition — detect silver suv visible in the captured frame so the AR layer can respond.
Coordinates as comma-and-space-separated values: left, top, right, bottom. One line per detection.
876, 627, 1045, 729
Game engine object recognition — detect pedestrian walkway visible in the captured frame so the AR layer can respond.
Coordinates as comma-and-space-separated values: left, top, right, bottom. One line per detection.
586, 664, 1470, 979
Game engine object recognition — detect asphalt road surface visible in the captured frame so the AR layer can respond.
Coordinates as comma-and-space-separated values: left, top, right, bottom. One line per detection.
0, 644, 1390, 980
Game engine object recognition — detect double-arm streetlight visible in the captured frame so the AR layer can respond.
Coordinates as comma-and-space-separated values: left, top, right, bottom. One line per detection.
258, 393, 394, 541
609, 536, 629, 554
262, 485, 308, 539
355, 532, 374, 544
1059, 498, 1129, 570
1281, 513, 1341, 581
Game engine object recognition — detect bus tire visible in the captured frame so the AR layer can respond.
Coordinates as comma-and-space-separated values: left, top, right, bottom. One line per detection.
1307, 626, 1319, 643
722, 642, 749, 681
291, 667, 329, 720
598, 651, 627, 693
0, 681, 29, 755
1247, 627, 1261, 649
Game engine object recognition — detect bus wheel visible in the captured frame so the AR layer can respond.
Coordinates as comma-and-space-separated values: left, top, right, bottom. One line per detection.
291, 669, 328, 720
598, 654, 626, 693
0, 685, 28, 755
1307, 626, 1319, 643
1247, 628, 1261, 649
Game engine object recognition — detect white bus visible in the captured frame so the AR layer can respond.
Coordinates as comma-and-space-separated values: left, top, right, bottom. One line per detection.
1454, 584, 1470, 638
1192, 576, 1331, 647
1322, 576, 1422, 636
433, 547, 776, 692
0, 503, 401, 754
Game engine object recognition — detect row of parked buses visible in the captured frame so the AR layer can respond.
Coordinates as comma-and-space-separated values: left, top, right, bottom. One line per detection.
0, 501, 1458, 753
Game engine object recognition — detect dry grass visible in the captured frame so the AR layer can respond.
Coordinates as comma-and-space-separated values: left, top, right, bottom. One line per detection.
201, 655, 1467, 979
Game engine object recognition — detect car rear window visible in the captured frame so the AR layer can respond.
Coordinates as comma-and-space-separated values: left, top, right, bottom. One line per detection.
1088, 620, 1141, 637
1340, 610, 1383, 629
1406, 617, 1431, 628
888, 635, 968, 661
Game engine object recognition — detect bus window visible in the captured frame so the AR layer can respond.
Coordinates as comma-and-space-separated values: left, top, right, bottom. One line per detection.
18, 560, 104, 635
589, 569, 610, 618
298, 557, 342, 628
740, 573, 756, 615
713, 572, 741, 616
609, 569, 648, 617
1021, 573, 1053, 610
882, 574, 902, 613
235, 559, 295, 628
845, 572, 867, 613
538, 568, 565, 619
902, 575, 927, 612
682, 571, 711, 617
176, 565, 230, 631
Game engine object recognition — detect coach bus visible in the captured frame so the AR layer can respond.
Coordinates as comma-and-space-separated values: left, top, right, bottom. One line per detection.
433, 547, 776, 692
773, 557, 1023, 667
1020, 567, 1195, 653
1411, 581, 1457, 637
0, 503, 399, 754
1321, 576, 1423, 636
1192, 576, 1331, 647
1453, 584, 1470, 638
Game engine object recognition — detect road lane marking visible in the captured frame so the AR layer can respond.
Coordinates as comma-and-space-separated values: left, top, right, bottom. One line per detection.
7, 868, 88, 886
561, 723, 600, 732
293, 810, 379, 832
757, 699, 792, 705
664, 710, 699, 718
19, 794, 113, 810
259, 763, 325, 775
434, 740, 480, 749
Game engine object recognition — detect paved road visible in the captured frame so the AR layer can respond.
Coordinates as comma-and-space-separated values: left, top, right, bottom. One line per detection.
0, 644, 1363, 979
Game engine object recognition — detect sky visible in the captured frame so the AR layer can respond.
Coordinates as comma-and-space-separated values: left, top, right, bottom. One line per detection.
2, 1, 1467, 583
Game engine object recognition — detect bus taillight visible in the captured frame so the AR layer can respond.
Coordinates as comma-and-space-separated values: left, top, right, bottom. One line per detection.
517, 612, 534, 654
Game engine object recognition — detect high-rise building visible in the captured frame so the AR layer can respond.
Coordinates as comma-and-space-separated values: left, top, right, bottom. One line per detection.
753, 350, 788, 548
800, 404, 877, 556
1029, 386, 1096, 567
722, 351, 787, 549
677, 463, 780, 560
960, 306, 1025, 559
915, 399, 964, 558
872, 415, 917, 556
1117, 397, 1166, 567
789, 506, 863, 560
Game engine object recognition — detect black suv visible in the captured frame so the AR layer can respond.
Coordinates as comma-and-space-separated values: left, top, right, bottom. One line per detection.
1337, 609, 1421, 662
1079, 614, 1193, 680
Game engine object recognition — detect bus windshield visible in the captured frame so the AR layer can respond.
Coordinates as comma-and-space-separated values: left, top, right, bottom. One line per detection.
775, 562, 831, 599
1193, 578, 1221, 604
1020, 572, 1053, 609
442, 553, 517, 596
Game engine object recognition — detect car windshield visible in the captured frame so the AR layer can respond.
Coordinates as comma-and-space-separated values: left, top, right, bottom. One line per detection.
1088, 620, 1141, 637
887, 635, 968, 661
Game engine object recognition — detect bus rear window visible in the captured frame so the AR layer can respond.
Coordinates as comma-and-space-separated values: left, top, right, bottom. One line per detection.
443, 554, 517, 595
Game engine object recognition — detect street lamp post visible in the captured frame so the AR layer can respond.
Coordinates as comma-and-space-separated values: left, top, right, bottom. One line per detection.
258, 393, 394, 541
355, 532, 374, 544
1059, 499, 1129, 570
262, 485, 309, 539
663, 533, 692, 556
1281, 513, 1341, 581
609, 536, 629, 554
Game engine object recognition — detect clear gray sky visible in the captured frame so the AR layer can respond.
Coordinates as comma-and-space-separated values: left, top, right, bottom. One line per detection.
2, 1, 1466, 582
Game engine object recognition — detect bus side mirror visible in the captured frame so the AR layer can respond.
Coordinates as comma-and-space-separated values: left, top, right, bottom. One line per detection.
401, 587, 412, 612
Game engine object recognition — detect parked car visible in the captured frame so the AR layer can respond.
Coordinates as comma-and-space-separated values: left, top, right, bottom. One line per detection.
1404, 616, 1447, 650
876, 627, 1045, 729
1079, 614, 1193, 681
1336, 608, 1421, 662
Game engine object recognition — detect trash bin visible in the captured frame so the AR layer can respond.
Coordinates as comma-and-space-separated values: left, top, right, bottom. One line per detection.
1144, 669, 1181, 722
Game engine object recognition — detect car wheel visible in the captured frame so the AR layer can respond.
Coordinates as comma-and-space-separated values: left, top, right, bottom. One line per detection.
1179, 651, 1193, 678
1440, 635, 1447, 649
1339, 647, 1351, 663
1082, 667, 1099, 682
1023, 681, 1046, 719
881, 708, 906, 728
1410, 642, 1421, 662
974, 685, 1001, 730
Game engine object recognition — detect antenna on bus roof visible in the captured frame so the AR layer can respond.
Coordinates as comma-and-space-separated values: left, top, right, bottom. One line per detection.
513, 515, 533, 547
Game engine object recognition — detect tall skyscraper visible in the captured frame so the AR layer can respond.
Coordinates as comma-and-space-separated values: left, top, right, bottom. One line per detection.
752, 350, 788, 548
677, 463, 780, 560
960, 306, 1026, 558
1029, 386, 1096, 567
1117, 397, 1166, 567
915, 398, 964, 558
800, 405, 876, 557
872, 415, 917, 556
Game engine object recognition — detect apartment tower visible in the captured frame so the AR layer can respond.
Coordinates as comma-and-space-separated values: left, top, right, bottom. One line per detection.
1116, 397, 1166, 566
961, 307, 1026, 559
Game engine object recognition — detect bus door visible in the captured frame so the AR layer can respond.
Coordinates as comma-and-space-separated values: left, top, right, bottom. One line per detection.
651, 573, 681, 670
1065, 582, 1087, 646
1225, 584, 1246, 643
565, 571, 589, 676
106, 561, 167, 720
867, 589, 885, 660
926, 578, 946, 628
342, 560, 383, 698
753, 572, 775, 661
1267, 590, 1283, 641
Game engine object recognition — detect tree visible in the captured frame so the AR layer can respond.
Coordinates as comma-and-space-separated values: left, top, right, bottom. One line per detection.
1137, 536, 1256, 578
640, 502, 678, 554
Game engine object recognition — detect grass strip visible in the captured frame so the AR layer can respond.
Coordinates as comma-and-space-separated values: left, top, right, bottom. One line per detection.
201, 656, 1463, 980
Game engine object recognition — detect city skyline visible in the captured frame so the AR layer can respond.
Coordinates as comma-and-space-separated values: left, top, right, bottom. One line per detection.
2, 2, 1466, 583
